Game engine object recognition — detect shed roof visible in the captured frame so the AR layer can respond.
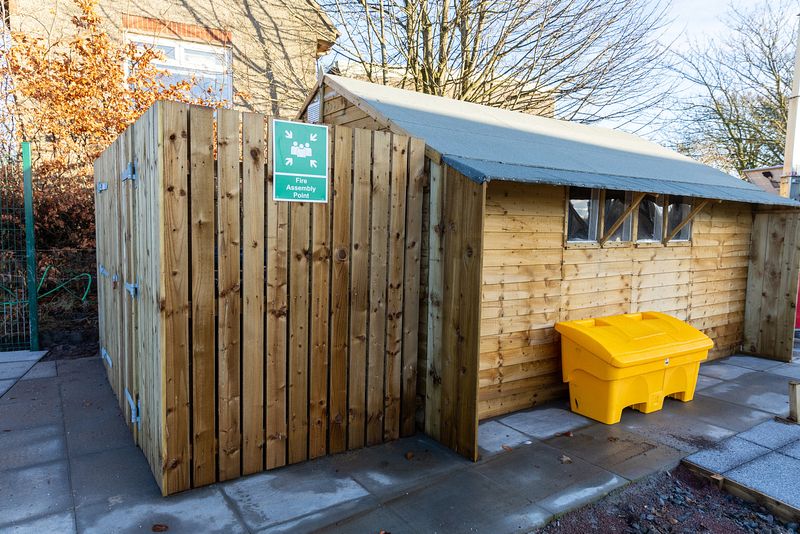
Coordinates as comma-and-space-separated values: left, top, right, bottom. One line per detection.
322, 75, 798, 207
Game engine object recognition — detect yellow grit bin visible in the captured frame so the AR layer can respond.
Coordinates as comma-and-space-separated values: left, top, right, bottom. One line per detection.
555, 312, 713, 424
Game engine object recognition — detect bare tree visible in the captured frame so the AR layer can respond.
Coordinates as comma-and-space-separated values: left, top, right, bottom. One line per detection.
322, 0, 673, 126
673, 0, 796, 175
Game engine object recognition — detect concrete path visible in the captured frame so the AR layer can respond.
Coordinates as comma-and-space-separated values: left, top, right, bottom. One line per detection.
684, 355, 800, 512
0, 352, 797, 533
0, 350, 49, 397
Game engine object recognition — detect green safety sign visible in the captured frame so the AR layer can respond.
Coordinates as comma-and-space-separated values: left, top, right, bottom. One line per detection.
272, 119, 329, 203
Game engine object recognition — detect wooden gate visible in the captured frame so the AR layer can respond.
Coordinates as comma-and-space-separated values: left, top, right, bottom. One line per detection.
94, 101, 426, 495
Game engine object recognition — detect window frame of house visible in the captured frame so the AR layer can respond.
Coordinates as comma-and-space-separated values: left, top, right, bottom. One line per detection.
126, 33, 234, 105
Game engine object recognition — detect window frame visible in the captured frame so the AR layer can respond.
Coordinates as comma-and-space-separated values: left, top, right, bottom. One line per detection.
125, 32, 234, 104
566, 187, 601, 243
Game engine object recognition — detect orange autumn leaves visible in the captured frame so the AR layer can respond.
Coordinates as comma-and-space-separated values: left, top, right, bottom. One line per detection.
6, 0, 220, 247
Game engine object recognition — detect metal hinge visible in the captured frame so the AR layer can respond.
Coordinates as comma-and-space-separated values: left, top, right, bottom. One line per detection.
124, 388, 141, 428
121, 160, 137, 183
101, 347, 112, 367
124, 282, 138, 298
97, 182, 108, 193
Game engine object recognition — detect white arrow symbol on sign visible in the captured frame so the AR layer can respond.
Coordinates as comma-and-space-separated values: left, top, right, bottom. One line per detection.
285, 157, 293, 166
310, 160, 318, 168
285, 130, 293, 139
309, 133, 318, 142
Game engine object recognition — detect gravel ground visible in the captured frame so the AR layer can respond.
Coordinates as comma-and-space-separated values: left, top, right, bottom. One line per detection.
537, 465, 798, 534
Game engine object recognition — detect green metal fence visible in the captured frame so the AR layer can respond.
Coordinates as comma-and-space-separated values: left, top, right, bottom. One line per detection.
0, 142, 38, 351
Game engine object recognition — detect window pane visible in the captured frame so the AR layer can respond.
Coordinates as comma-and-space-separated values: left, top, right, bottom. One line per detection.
183, 48, 226, 71
637, 194, 663, 241
667, 196, 692, 241
567, 187, 598, 242
603, 190, 631, 242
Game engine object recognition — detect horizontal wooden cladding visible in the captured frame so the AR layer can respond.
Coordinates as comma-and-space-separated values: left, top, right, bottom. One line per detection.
94, 102, 425, 494
479, 181, 756, 420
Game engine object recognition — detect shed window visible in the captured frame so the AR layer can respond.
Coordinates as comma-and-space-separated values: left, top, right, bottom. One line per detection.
567, 187, 599, 242
667, 196, 692, 241
637, 194, 663, 242
603, 190, 632, 242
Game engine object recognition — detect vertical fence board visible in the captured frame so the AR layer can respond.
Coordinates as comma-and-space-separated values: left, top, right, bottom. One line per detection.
367, 131, 391, 446
289, 202, 311, 463
217, 109, 242, 481
348, 129, 372, 449
161, 102, 191, 493
425, 161, 444, 440
329, 126, 352, 454
401, 137, 425, 436
310, 195, 331, 459
384, 135, 408, 441
242, 113, 266, 474
266, 126, 289, 468
189, 106, 216, 486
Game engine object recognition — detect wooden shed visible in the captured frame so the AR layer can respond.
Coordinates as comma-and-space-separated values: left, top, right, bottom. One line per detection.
299, 75, 800, 462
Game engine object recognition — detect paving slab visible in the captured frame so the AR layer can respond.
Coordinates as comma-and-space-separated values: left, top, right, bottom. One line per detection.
0, 375, 61, 405
478, 420, 531, 459
695, 375, 724, 391
684, 436, 771, 474
221, 459, 370, 530
0, 394, 63, 431
311, 504, 414, 534
499, 406, 594, 440
698, 371, 792, 416
0, 350, 48, 363
64, 411, 136, 457
70, 446, 161, 508
75, 487, 245, 534
765, 363, 800, 380
386, 468, 551, 534
3, 511, 76, 534
536, 470, 628, 516
475, 440, 620, 502
544, 424, 684, 480
0, 423, 67, 470
0, 361, 36, 381
0, 460, 73, 526
722, 355, 785, 371
0, 378, 14, 397
259, 494, 384, 533
725, 452, 800, 509
619, 407, 735, 453
21, 361, 57, 380
777, 439, 800, 460
660, 395, 774, 433
338, 434, 466, 498
698, 362, 754, 381
736, 419, 800, 450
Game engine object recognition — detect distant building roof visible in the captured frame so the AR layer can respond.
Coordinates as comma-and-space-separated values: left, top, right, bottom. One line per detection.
742, 165, 782, 196
322, 75, 798, 207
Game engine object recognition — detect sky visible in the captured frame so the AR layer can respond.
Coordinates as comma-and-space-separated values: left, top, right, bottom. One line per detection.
662, 0, 736, 49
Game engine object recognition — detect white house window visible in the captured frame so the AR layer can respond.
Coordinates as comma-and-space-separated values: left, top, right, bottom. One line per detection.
127, 34, 233, 104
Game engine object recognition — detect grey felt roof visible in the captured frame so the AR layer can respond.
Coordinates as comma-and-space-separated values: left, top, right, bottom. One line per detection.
326, 75, 798, 207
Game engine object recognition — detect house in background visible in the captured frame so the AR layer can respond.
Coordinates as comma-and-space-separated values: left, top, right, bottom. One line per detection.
6, 0, 337, 116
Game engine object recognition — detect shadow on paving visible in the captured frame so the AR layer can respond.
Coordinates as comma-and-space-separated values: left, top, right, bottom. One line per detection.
0, 352, 799, 533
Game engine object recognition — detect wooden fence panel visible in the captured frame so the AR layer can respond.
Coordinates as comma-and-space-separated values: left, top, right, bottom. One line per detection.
94, 103, 424, 494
